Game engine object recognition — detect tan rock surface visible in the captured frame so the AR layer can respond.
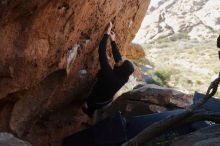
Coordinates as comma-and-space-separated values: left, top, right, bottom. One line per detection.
125, 43, 145, 59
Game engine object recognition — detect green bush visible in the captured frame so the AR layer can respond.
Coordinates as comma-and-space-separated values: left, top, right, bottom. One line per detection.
171, 33, 189, 40
136, 58, 155, 67
147, 67, 180, 87
187, 79, 193, 85
196, 80, 202, 85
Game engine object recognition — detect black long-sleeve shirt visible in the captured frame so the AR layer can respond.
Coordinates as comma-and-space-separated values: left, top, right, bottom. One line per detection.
87, 34, 133, 106
111, 41, 122, 63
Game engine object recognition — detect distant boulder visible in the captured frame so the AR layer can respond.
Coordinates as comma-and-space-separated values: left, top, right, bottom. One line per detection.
125, 43, 145, 60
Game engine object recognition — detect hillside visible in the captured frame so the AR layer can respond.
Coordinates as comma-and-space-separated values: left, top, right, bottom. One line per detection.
133, 0, 220, 96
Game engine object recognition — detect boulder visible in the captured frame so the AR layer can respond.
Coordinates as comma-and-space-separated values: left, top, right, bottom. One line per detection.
0, 0, 150, 145
171, 125, 220, 146
0, 133, 31, 146
125, 43, 145, 60
105, 84, 193, 116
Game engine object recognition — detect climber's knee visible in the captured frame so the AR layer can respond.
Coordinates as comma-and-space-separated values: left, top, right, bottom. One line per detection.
82, 102, 95, 118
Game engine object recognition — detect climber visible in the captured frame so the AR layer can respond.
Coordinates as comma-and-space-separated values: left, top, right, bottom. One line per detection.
82, 22, 134, 118
217, 34, 220, 48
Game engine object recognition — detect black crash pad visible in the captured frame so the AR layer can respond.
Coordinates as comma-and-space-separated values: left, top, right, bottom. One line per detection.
193, 91, 220, 112
62, 109, 211, 146
62, 113, 127, 146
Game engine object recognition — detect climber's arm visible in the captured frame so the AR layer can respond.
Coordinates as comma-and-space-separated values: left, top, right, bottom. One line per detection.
110, 31, 123, 67
111, 41, 122, 63
98, 34, 112, 72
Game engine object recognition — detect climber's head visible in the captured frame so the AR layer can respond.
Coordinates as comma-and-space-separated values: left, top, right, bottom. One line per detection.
217, 35, 220, 48
114, 59, 134, 78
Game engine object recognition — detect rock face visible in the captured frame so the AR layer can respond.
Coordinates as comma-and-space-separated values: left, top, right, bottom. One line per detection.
105, 84, 193, 116
0, 0, 150, 145
133, 0, 220, 43
171, 124, 220, 146
125, 43, 145, 59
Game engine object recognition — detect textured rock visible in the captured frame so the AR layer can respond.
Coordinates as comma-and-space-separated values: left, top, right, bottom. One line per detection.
105, 84, 193, 116
0, 133, 32, 146
125, 43, 145, 59
195, 0, 220, 31
171, 125, 220, 146
133, 0, 220, 43
0, 0, 150, 145
25, 101, 91, 146
0, 101, 14, 132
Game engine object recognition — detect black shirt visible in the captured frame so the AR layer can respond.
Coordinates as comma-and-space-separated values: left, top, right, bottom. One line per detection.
87, 34, 134, 105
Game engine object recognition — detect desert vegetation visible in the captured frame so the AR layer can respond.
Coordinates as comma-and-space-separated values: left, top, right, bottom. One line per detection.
138, 33, 220, 97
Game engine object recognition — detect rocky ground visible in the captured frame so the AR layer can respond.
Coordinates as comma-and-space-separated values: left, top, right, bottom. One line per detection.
140, 38, 220, 96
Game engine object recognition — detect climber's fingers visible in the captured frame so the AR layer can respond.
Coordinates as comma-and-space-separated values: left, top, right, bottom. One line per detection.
106, 22, 113, 34
109, 22, 113, 28
110, 31, 115, 35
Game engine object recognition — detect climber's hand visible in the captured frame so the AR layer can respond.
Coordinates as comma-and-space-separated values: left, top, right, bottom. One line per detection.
110, 31, 116, 41
106, 22, 113, 35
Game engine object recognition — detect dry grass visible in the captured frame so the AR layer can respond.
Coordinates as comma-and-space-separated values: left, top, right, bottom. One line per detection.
141, 34, 220, 98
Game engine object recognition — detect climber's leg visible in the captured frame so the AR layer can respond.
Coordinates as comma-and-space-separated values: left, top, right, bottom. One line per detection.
94, 102, 112, 123
83, 98, 112, 119
82, 102, 96, 118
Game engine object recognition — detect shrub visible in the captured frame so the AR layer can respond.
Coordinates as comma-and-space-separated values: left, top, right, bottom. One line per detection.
147, 67, 180, 87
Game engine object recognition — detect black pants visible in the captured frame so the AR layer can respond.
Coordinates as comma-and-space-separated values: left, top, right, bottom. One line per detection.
86, 97, 112, 115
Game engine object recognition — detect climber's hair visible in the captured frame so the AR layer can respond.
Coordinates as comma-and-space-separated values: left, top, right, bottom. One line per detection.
217, 35, 220, 48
